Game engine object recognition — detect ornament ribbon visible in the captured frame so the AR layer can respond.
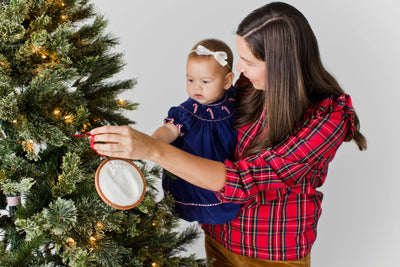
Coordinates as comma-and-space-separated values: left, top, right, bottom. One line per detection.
74, 132, 97, 152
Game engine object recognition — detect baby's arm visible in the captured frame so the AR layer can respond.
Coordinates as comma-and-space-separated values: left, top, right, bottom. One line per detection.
151, 122, 180, 144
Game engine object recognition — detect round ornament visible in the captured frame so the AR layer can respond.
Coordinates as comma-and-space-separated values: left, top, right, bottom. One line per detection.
95, 158, 146, 210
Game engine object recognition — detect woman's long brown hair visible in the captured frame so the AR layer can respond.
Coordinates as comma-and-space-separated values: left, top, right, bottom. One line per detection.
236, 2, 367, 157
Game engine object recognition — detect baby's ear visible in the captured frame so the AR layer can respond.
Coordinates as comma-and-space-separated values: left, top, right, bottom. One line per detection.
224, 72, 235, 89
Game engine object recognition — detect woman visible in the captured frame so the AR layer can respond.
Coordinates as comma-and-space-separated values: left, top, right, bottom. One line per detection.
91, 2, 366, 266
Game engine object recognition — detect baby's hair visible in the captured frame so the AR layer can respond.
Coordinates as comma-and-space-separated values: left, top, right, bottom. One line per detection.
189, 39, 233, 72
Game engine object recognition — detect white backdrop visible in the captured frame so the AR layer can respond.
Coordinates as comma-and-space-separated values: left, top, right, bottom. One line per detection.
94, 1, 400, 266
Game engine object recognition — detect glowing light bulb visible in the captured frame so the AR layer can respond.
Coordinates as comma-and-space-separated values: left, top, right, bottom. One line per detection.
61, 15, 68, 20
118, 98, 126, 106
65, 237, 77, 248
96, 222, 104, 229
41, 54, 47, 59
64, 115, 73, 123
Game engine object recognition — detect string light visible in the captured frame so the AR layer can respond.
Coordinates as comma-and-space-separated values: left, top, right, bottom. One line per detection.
82, 123, 90, 131
152, 263, 157, 267
41, 54, 47, 59
89, 235, 98, 251
118, 98, 126, 107
64, 114, 73, 123
61, 15, 68, 20
96, 222, 104, 229
1, 61, 10, 70
12, 119, 17, 124
53, 109, 75, 123
66, 237, 75, 244
89, 236, 96, 243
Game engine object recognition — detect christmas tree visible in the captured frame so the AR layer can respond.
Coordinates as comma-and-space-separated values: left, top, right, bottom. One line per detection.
0, 0, 205, 266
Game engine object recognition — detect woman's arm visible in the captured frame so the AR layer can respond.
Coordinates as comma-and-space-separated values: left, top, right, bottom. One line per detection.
217, 95, 355, 204
152, 139, 226, 190
151, 122, 180, 144
90, 126, 226, 191
91, 96, 354, 203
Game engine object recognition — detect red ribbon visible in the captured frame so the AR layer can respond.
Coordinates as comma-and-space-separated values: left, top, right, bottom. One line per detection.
74, 132, 96, 152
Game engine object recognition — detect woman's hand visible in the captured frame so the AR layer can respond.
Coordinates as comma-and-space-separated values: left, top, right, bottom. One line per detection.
90, 125, 226, 191
90, 126, 157, 160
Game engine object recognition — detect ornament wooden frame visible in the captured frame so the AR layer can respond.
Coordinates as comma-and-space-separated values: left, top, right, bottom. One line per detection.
95, 158, 146, 210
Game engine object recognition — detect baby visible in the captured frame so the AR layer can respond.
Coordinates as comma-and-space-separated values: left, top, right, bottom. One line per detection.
152, 39, 242, 224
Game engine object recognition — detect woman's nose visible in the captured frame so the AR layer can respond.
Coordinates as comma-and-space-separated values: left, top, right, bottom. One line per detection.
235, 61, 243, 73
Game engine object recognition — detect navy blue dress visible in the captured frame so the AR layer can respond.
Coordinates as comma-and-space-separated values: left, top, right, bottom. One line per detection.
162, 86, 242, 224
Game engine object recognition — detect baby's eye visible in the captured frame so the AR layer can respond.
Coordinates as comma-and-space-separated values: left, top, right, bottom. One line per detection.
187, 78, 193, 83
202, 80, 210, 84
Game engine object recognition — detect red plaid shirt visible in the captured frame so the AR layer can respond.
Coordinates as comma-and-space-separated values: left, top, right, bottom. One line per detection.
202, 89, 355, 261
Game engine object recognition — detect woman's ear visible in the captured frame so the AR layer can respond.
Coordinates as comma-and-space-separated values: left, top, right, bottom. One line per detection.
223, 72, 235, 89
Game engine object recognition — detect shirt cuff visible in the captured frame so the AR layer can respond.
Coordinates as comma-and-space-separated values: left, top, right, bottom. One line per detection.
215, 159, 252, 203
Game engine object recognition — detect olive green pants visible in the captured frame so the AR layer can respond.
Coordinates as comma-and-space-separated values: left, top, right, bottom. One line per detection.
205, 234, 311, 267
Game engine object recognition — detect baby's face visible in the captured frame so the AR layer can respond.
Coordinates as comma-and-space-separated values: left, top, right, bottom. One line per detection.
186, 57, 228, 105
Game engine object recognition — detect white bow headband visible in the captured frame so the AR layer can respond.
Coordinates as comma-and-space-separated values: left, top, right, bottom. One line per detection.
192, 45, 229, 67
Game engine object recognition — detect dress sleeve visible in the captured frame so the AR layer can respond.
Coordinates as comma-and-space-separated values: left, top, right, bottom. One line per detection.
164, 106, 192, 136
217, 95, 355, 205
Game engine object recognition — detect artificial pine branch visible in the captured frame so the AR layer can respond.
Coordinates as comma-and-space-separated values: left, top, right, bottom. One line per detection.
0, 0, 206, 265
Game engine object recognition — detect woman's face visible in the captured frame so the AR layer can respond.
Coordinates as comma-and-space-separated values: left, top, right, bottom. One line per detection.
235, 35, 266, 90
